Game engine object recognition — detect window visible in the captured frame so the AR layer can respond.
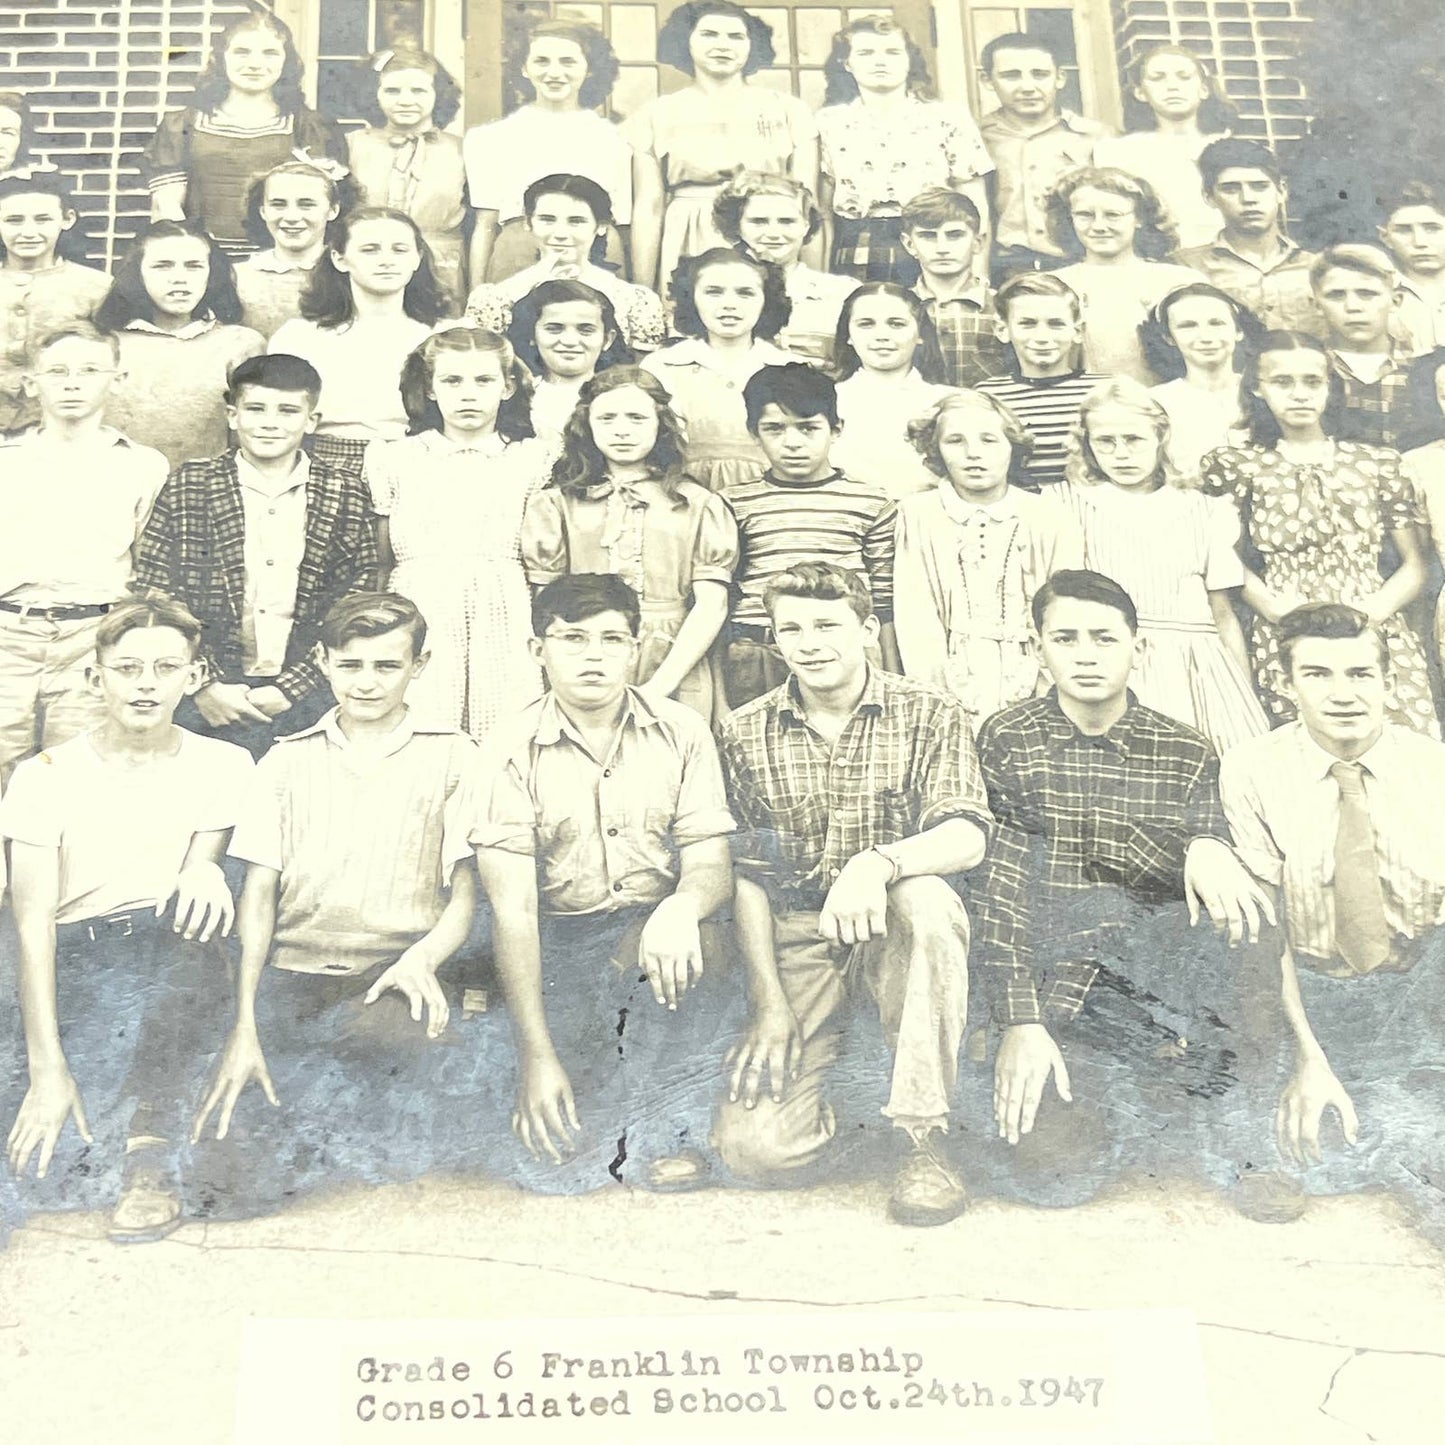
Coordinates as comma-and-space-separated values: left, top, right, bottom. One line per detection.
316, 0, 429, 124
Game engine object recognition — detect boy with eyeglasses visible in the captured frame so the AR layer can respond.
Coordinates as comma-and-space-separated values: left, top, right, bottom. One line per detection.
472, 572, 740, 1194
1, 596, 252, 1243
0, 322, 168, 784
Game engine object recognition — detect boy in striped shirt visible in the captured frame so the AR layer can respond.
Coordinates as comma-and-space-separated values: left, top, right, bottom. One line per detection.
722, 364, 898, 711
192, 592, 481, 1214
976, 273, 1104, 490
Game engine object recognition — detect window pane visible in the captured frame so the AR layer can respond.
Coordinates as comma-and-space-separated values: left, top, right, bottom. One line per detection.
796, 10, 843, 68
319, 0, 372, 55
377, 0, 425, 49
318, 59, 368, 123
970, 9, 1024, 51
610, 5, 657, 64
1023, 8, 1078, 62
556, 4, 606, 24
754, 10, 792, 66
612, 65, 659, 120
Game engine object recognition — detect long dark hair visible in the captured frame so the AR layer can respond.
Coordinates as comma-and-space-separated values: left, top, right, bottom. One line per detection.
506, 279, 636, 377
1242, 330, 1346, 447
1138, 281, 1265, 383
548, 367, 692, 505
667, 247, 791, 342
832, 281, 946, 383
351, 46, 463, 129
95, 220, 243, 328
299, 207, 447, 329
656, 2, 776, 76
821, 14, 933, 106
190, 9, 308, 117
398, 324, 535, 441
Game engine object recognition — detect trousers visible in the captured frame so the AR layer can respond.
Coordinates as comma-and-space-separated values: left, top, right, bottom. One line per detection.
712, 876, 971, 1181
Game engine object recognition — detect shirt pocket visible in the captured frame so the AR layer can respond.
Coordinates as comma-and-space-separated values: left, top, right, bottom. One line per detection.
605, 807, 679, 892
741, 794, 826, 876
537, 816, 586, 908
876, 786, 916, 843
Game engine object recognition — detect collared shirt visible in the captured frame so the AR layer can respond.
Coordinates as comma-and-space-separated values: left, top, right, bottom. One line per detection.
1220, 721, 1445, 972
979, 109, 1108, 255
972, 693, 1231, 1026
1393, 275, 1445, 357
1173, 234, 1324, 335
122, 315, 218, 341
472, 688, 735, 917
229, 708, 479, 976
1330, 346, 1412, 448
976, 369, 1108, 489
717, 667, 992, 913
725, 468, 896, 626
0, 426, 169, 604
236, 451, 308, 676
913, 276, 1006, 387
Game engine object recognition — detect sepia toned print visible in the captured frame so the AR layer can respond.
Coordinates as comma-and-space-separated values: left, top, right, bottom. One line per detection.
1, 4, 1443, 1443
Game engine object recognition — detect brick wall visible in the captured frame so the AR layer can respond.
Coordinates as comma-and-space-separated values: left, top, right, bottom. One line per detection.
0, 0, 256, 268
1111, 0, 1316, 153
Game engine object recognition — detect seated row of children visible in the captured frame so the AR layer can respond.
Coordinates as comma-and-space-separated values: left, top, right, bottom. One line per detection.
5, 565, 1442, 1255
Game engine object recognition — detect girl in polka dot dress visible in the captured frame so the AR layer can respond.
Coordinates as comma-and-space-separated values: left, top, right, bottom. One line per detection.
1203, 330, 1437, 734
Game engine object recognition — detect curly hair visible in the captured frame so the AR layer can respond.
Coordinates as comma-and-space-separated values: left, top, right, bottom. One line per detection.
656, 2, 776, 76
907, 389, 1035, 489
399, 323, 535, 441
832, 281, 947, 383
1046, 167, 1180, 261
1065, 377, 1185, 490
0, 90, 33, 168
548, 367, 694, 506
95, 220, 243, 329
0, 168, 90, 264
821, 14, 933, 106
506, 279, 636, 378
668, 247, 791, 342
1399, 345, 1445, 451
190, 9, 308, 117
299, 207, 447, 329
1138, 280, 1265, 383
1121, 43, 1237, 136
506, 18, 620, 111
712, 170, 823, 248
242, 157, 350, 250
1242, 331, 1347, 446
350, 46, 463, 130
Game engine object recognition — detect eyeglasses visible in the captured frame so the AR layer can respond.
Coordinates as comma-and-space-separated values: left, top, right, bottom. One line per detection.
34, 365, 115, 382
98, 658, 191, 681
542, 629, 637, 655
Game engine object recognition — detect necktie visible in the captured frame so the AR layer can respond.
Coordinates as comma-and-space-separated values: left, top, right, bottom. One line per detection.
1330, 759, 1391, 973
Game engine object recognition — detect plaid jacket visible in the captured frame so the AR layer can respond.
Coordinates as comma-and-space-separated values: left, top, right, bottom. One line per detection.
133, 449, 380, 701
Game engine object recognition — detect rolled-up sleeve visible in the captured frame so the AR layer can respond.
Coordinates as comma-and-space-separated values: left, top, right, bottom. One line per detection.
468, 757, 539, 856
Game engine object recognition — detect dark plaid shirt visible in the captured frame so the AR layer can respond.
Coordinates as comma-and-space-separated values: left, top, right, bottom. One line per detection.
718, 667, 993, 913
133, 449, 380, 702
1330, 347, 1412, 448
971, 692, 1231, 1027
912, 278, 1008, 388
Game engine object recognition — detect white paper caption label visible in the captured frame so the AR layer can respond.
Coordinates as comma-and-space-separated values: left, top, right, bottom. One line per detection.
237, 1309, 1213, 1444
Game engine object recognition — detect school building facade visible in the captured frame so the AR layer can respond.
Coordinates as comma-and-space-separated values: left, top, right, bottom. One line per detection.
0, 0, 1317, 266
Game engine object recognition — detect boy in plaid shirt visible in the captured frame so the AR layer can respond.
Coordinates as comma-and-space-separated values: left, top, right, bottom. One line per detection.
133, 352, 379, 759
968, 570, 1278, 1207
901, 188, 1006, 388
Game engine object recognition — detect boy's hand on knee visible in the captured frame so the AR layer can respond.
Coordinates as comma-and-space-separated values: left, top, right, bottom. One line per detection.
818, 850, 892, 947
639, 895, 704, 1010
515, 1052, 580, 1164
993, 1023, 1071, 1146
196, 682, 272, 728
166, 861, 236, 941
7, 1066, 91, 1179
193, 1024, 278, 1142
726, 1000, 802, 1109
364, 948, 450, 1039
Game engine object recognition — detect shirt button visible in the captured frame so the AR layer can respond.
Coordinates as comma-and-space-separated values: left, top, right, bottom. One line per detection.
612, 882, 623, 892
268, 507, 276, 515
603, 768, 611, 777
607, 827, 618, 837
265, 558, 275, 566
